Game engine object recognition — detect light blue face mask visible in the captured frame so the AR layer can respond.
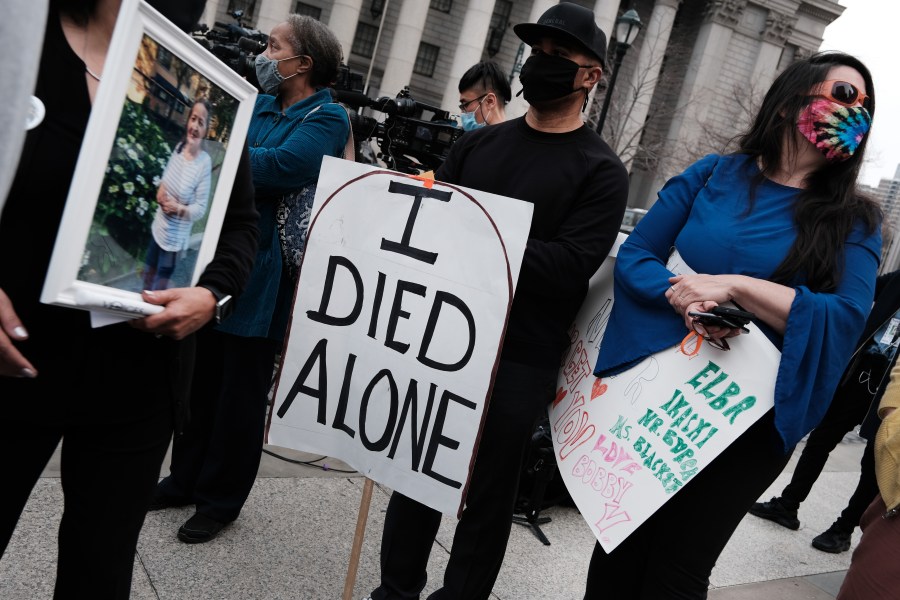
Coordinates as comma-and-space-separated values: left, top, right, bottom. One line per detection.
254, 53, 301, 95
460, 110, 486, 131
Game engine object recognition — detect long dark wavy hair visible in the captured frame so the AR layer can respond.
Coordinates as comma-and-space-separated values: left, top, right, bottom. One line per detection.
737, 51, 881, 292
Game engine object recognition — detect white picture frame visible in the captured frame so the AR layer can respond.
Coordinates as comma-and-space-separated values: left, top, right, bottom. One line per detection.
41, 0, 257, 318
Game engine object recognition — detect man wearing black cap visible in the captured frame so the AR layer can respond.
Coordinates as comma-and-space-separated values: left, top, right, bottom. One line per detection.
364, 4, 628, 600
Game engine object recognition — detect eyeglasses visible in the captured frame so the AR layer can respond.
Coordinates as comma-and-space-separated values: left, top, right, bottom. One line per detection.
458, 93, 488, 113
811, 79, 872, 112
701, 334, 730, 351
683, 330, 730, 353
691, 319, 730, 351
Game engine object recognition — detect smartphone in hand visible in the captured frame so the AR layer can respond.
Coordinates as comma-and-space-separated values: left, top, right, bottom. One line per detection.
709, 306, 755, 323
688, 307, 753, 333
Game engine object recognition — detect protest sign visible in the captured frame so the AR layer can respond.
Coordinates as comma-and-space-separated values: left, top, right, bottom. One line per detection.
551, 236, 781, 552
267, 156, 533, 516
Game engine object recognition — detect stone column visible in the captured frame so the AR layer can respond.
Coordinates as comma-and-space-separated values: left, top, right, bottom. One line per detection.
664, 0, 746, 155
582, 0, 621, 122
505, 0, 557, 120
256, 0, 293, 35
593, 0, 618, 44
199, 0, 223, 30
617, 0, 680, 167
750, 11, 795, 102
378, 0, 430, 98
794, 46, 813, 61
328, 0, 365, 63
439, 0, 497, 114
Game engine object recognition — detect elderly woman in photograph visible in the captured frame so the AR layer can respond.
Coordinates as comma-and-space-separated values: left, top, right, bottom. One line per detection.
142, 98, 213, 290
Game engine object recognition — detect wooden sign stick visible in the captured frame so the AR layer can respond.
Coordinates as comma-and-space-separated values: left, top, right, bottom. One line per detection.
342, 477, 375, 600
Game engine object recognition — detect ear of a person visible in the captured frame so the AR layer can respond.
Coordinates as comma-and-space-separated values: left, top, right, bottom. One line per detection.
296, 55, 314, 75
584, 66, 602, 89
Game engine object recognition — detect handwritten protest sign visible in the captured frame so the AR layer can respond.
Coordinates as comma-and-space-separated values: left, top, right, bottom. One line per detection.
551, 235, 781, 552
267, 156, 533, 516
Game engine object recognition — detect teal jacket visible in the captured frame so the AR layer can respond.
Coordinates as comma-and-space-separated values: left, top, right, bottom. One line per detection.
217, 89, 349, 340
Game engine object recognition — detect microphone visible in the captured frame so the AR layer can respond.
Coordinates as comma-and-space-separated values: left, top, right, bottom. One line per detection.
238, 36, 267, 54
331, 89, 374, 108
211, 45, 242, 60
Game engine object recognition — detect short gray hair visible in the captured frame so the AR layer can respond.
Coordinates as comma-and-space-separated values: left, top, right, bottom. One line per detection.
284, 15, 342, 87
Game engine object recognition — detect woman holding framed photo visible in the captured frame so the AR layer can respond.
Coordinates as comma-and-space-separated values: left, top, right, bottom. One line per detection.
0, 0, 258, 597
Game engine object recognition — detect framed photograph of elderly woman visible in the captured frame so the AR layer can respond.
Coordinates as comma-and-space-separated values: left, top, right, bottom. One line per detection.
41, 0, 257, 318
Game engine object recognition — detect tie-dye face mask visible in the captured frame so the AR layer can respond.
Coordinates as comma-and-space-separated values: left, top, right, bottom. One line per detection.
797, 98, 871, 162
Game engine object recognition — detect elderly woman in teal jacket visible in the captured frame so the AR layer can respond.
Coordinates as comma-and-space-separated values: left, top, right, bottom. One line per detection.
150, 14, 350, 543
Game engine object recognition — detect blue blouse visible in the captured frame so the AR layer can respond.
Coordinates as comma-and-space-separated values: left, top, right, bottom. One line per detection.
595, 153, 881, 452
217, 89, 349, 340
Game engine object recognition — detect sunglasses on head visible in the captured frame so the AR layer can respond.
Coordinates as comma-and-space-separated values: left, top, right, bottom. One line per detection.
811, 79, 872, 112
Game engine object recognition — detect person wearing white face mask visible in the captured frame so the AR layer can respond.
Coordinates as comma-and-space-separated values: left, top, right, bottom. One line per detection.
456, 61, 510, 132
149, 14, 350, 544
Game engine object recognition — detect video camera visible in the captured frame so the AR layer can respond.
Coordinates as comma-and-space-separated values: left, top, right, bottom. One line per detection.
191, 24, 462, 175
192, 9, 268, 90
331, 65, 463, 175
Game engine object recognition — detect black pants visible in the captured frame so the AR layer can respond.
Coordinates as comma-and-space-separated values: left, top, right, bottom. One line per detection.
0, 324, 176, 600
157, 328, 279, 523
837, 438, 879, 531
781, 382, 879, 531
584, 412, 791, 600
370, 360, 557, 600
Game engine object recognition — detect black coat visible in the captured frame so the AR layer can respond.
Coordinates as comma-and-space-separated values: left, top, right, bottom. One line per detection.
847, 270, 900, 437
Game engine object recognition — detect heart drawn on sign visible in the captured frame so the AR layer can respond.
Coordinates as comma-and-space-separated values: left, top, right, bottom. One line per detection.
552, 387, 567, 408
591, 378, 608, 399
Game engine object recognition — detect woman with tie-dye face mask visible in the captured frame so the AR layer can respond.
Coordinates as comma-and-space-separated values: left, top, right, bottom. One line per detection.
797, 74, 872, 163
583, 51, 881, 599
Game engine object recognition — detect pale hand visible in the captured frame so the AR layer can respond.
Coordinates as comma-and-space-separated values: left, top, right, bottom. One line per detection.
0, 288, 37, 378
666, 274, 743, 341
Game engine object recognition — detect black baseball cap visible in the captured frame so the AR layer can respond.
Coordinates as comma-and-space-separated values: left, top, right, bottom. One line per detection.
513, 2, 608, 69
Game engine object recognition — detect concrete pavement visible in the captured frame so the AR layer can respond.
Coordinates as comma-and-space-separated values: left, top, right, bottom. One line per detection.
0, 430, 867, 599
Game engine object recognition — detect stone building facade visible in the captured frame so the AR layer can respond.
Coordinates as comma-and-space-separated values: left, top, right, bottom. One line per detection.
197, 0, 845, 209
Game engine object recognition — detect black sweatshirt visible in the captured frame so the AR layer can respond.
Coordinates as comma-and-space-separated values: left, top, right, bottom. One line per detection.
436, 117, 628, 367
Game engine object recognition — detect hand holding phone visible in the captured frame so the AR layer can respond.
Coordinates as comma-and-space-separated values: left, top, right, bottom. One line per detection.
688, 305, 754, 333
709, 306, 755, 322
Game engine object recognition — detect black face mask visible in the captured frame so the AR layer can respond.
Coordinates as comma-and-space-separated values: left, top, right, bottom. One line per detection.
518, 52, 584, 105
